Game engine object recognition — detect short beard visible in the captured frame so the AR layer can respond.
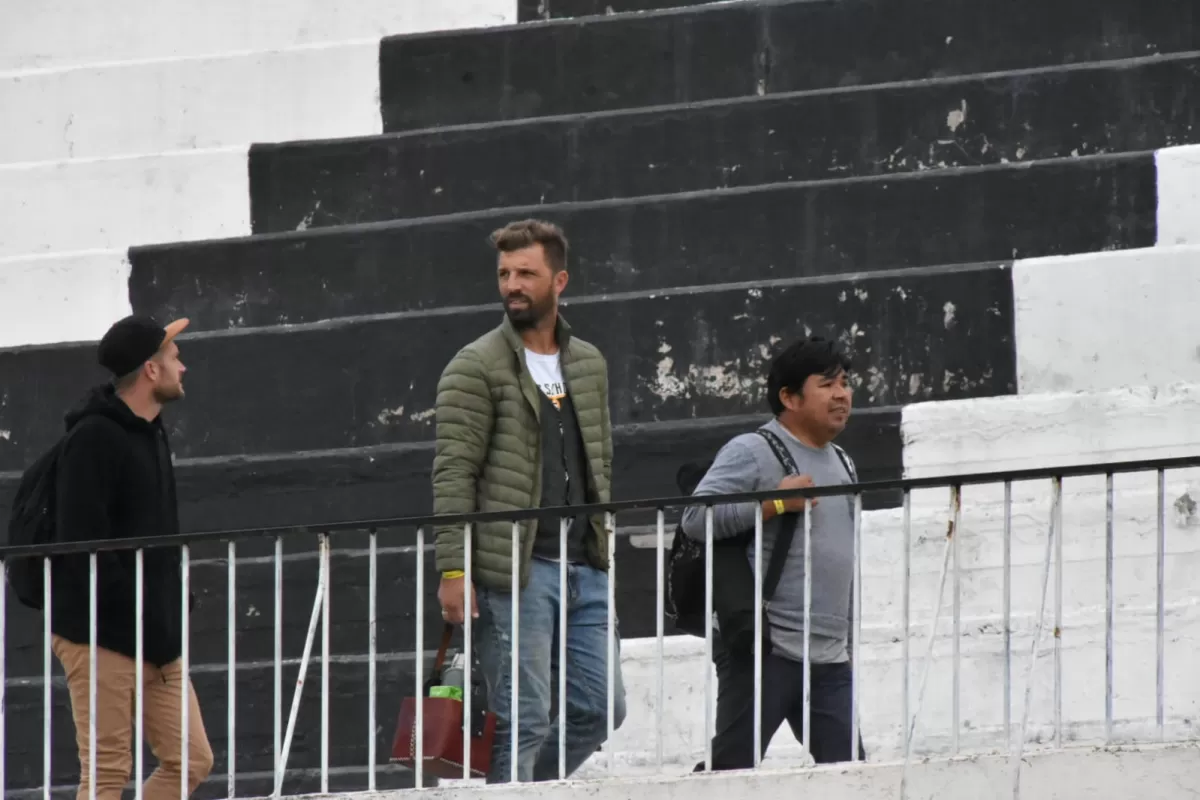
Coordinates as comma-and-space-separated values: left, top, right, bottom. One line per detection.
504, 295, 554, 330
153, 384, 184, 404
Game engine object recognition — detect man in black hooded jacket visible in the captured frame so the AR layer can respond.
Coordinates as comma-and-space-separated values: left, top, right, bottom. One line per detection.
50, 315, 213, 800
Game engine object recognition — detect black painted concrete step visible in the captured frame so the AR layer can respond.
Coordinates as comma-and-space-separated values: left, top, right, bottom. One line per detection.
0, 408, 900, 567
518, 0, 723, 21
2, 402, 903, 678
142, 153, 1154, 334
380, 0, 1198, 130
2, 264, 1010, 469
253, 55, 1200, 233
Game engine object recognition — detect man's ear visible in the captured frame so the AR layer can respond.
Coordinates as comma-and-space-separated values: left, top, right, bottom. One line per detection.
779, 386, 804, 412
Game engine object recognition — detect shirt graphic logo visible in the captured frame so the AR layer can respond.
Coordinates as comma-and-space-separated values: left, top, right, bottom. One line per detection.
539, 381, 566, 409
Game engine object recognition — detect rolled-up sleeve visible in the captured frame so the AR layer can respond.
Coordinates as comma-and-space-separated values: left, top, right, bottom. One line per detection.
680, 438, 761, 541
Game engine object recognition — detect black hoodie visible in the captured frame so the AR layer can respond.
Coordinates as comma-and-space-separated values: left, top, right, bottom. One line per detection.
51, 385, 184, 666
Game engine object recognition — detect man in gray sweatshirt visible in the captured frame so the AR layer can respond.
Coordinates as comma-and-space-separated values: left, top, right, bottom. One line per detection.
681, 336, 863, 769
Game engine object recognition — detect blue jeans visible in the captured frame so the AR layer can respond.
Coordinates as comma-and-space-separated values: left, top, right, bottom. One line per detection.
475, 557, 627, 783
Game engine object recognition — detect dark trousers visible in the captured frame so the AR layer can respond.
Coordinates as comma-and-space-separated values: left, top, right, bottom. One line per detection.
695, 638, 865, 771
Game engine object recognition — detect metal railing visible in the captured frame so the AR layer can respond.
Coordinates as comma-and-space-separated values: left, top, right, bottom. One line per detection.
1, 454, 1197, 799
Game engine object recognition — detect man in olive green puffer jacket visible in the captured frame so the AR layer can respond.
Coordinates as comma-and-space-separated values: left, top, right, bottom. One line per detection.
432, 219, 626, 783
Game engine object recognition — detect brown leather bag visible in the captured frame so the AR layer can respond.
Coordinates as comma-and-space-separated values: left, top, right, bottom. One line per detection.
391, 624, 497, 779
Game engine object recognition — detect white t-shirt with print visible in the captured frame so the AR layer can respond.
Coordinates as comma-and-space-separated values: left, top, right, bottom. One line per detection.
525, 349, 565, 409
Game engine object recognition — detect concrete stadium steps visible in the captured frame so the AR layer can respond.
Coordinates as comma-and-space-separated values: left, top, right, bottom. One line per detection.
518, 0, 724, 22
0, 405, 900, 531
134, 153, 1152, 332
14, 54, 1195, 258
251, 54, 1200, 233
0, 263, 1009, 469
380, 0, 1198, 131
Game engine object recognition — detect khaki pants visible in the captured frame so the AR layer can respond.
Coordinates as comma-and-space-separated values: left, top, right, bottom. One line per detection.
52, 636, 214, 800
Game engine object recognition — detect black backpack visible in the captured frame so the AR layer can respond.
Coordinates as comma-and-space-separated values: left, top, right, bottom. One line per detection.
666, 429, 857, 652
5, 440, 65, 609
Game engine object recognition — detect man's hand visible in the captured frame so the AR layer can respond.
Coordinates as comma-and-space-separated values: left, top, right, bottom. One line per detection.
778, 474, 818, 512
438, 574, 478, 625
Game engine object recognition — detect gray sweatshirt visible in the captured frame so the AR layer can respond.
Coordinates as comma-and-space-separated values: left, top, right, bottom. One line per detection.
680, 417, 856, 665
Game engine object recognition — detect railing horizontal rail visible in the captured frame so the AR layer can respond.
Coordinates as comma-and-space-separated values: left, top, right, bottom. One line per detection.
3, 453, 1197, 558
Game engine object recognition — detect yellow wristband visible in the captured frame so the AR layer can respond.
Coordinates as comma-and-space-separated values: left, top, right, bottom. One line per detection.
773, 499, 786, 516
443, 570, 465, 579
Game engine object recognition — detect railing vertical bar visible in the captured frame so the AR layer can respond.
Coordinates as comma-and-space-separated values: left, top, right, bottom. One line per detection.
0, 561, 5, 796
42, 557, 51, 800
704, 505, 715, 772
951, 484, 961, 756
275, 537, 329, 797
135, 550, 144, 800
181, 544, 191, 800
321, 534, 331, 794
802, 499, 813, 762
228, 540, 237, 798
606, 512, 617, 776
510, 520, 521, 783
1054, 475, 1063, 750
1003, 481, 1012, 747
463, 523, 474, 780
1010, 476, 1060, 800
88, 551, 97, 800
559, 518, 568, 780
1104, 473, 1115, 744
368, 529, 378, 791
415, 527, 425, 789
901, 490, 911, 757
656, 508, 666, 770
753, 502, 764, 768
900, 496, 956, 799
1156, 468, 1166, 740
851, 492, 862, 762
274, 536, 283, 780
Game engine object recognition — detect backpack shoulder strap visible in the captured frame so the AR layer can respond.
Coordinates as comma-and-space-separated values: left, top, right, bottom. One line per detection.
831, 443, 857, 482
754, 428, 802, 603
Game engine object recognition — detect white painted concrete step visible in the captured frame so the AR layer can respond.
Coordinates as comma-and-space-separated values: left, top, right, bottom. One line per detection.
0, 150, 249, 258
415, 745, 1200, 800
0, 43, 384, 165
0, 0, 514, 72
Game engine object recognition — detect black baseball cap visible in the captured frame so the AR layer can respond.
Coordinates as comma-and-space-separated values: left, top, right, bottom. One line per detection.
97, 315, 189, 378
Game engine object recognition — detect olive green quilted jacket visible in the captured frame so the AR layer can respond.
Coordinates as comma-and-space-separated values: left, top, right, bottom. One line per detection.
432, 314, 613, 590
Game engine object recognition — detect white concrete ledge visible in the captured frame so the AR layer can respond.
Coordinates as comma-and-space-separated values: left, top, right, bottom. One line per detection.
902, 383, 1200, 478
0, 149, 250, 257
1014, 246, 1200, 395
333, 743, 1200, 800
0, 43, 383, 163
1157, 144, 1200, 247
0, 0, 515, 72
